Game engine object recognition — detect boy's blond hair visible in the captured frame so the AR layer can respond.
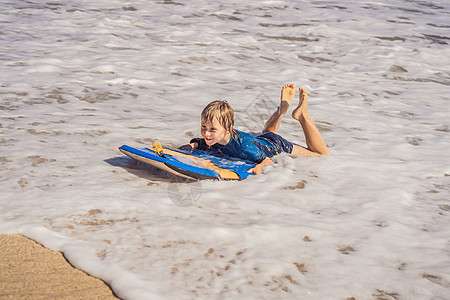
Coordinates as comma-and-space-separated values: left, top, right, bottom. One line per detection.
201, 100, 236, 137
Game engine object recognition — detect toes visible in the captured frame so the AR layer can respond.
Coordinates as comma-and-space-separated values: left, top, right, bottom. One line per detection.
298, 88, 307, 99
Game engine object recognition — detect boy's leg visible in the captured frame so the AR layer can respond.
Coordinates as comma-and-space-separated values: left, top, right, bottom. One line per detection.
262, 84, 296, 133
291, 88, 329, 156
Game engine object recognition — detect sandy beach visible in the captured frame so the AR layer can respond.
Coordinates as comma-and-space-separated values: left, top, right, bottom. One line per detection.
0, 234, 118, 299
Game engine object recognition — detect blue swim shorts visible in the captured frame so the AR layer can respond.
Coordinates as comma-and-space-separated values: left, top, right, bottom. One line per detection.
256, 132, 294, 157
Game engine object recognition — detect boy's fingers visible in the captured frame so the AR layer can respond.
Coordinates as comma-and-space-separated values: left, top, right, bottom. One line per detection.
248, 168, 254, 173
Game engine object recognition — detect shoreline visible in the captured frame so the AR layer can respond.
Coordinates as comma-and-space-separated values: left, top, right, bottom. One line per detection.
0, 234, 119, 299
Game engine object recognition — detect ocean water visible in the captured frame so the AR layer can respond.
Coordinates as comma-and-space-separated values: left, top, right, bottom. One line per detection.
1, 0, 449, 299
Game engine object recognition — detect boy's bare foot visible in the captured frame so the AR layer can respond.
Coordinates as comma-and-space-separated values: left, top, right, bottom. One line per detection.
279, 84, 296, 114
292, 88, 309, 120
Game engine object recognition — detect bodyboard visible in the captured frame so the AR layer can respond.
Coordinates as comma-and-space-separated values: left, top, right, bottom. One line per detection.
119, 143, 256, 180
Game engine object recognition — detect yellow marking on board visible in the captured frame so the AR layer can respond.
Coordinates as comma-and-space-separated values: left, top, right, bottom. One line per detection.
153, 142, 164, 157
148, 143, 240, 180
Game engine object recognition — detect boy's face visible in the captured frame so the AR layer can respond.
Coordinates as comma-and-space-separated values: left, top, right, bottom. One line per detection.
201, 117, 230, 146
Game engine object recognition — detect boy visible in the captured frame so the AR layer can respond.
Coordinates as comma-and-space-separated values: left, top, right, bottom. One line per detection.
180, 84, 328, 174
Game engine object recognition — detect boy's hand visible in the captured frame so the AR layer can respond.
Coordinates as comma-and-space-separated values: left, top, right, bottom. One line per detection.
248, 157, 274, 175
249, 164, 264, 175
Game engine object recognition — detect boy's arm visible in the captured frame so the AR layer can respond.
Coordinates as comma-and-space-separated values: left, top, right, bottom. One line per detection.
178, 142, 198, 150
248, 157, 274, 175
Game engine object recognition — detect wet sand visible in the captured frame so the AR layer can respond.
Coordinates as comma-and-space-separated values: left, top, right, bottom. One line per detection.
0, 234, 118, 299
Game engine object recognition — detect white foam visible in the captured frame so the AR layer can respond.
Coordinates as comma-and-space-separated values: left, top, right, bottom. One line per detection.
1, 0, 449, 299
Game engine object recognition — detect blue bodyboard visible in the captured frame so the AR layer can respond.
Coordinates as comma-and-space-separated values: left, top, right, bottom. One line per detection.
119, 144, 256, 180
